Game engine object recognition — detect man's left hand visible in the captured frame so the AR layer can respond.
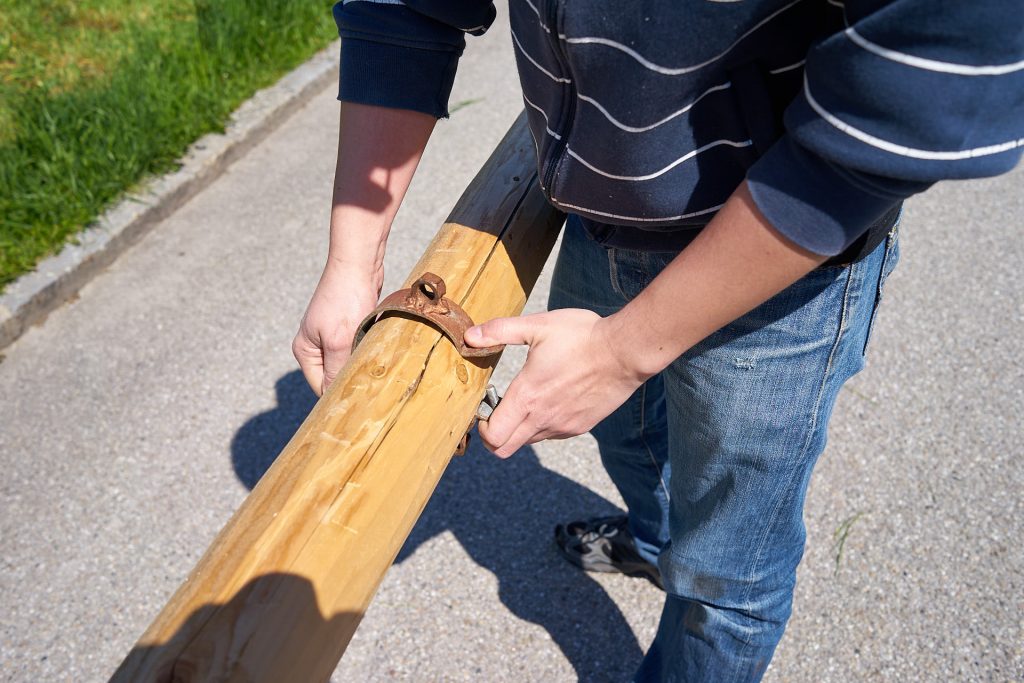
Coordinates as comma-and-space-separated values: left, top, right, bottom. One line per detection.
464, 309, 645, 458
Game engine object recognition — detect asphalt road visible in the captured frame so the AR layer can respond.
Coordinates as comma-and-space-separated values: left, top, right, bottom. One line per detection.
1, 10, 1021, 682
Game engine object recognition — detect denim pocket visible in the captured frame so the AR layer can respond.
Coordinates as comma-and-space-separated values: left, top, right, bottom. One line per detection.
862, 227, 901, 356
608, 247, 655, 303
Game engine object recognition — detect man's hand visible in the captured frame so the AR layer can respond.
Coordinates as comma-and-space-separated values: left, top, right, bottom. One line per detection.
465, 309, 647, 458
293, 262, 380, 396
462, 182, 827, 456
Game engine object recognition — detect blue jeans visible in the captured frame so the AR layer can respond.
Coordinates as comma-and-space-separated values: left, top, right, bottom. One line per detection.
547, 215, 900, 682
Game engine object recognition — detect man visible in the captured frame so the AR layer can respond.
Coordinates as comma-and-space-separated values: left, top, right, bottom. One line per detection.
293, 1, 1023, 679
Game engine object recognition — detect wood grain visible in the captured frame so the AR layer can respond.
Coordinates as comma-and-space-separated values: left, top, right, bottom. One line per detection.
111, 113, 564, 682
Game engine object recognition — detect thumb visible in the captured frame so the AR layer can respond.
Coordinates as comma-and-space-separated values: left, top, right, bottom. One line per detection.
465, 314, 545, 348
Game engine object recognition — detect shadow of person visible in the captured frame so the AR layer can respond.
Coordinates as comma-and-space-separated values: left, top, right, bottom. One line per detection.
231, 375, 646, 680
396, 437, 646, 682
230, 370, 317, 489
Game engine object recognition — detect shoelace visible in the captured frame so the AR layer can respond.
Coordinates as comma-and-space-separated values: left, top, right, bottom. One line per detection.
579, 523, 620, 546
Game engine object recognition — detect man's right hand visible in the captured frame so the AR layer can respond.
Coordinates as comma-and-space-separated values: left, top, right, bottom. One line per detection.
293, 102, 436, 396
293, 262, 381, 397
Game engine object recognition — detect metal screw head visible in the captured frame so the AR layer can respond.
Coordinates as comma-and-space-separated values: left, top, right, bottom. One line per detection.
475, 385, 501, 421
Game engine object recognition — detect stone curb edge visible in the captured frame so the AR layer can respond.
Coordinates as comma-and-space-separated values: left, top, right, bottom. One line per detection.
0, 41, 341, 352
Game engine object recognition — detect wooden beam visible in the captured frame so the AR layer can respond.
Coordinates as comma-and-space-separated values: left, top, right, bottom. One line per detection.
111, 113, 564, 682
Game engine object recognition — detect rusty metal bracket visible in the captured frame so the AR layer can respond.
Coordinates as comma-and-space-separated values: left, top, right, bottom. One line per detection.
353, 273, 503, 458
352, 272, 503, 359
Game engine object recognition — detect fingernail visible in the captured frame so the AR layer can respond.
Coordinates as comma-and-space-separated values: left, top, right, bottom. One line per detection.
465, 326, 481, 342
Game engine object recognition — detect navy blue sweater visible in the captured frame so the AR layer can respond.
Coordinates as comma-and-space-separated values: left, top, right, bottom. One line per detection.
334, 0, 1023, 259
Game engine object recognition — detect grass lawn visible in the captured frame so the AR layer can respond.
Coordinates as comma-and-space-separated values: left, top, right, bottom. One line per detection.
0, 0, 337, 290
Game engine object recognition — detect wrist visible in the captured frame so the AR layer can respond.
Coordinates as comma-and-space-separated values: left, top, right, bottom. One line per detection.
324, 253, 380, 275
594, 314, 663, 385
326, 221, 388, 289
320, 255, 384, 295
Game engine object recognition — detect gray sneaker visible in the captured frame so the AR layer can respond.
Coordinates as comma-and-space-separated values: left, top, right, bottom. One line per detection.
554, 515, 664, 589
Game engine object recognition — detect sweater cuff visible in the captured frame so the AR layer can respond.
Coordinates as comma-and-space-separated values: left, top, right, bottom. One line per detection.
746, 135, 923, 256
339, 39, 460, 119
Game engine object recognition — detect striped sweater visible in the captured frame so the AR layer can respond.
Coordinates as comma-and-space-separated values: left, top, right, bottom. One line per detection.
334, 0, 1023, 259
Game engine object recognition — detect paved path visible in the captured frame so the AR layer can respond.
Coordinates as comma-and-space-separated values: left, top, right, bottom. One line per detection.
1, 12, 1021, 682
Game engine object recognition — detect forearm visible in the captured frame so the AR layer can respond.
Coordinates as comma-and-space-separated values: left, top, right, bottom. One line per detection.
604, 181, 827, 379
327, 102, 436, 287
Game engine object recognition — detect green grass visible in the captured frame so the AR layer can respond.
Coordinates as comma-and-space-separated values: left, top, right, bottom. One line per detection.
0, 0, 337, 290
832, 510, 866, 576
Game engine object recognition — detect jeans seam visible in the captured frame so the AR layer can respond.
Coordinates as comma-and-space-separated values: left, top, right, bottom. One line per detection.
606, 248, 630, 303
730, 264, 856, 677
862, 229, 898, 356
638, 381, 671, 503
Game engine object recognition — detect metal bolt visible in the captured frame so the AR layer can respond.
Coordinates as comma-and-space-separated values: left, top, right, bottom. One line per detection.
475, 385, 501, 422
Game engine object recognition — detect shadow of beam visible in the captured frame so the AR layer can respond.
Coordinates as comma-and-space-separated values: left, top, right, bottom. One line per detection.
230, 370, 645, 680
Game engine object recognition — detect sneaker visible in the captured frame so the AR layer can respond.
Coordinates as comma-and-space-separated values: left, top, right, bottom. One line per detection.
554, 515, 664, 589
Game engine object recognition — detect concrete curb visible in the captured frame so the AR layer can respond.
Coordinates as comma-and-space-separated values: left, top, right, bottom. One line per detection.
0, 41, 340, 351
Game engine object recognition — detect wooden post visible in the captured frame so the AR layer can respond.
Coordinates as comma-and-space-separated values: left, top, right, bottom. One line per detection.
111, 113, 564, 682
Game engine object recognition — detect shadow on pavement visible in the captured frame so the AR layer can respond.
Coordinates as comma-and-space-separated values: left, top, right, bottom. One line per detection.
397, 437, 645, 681
231, 370, 646, 680
231, 370, 317, 490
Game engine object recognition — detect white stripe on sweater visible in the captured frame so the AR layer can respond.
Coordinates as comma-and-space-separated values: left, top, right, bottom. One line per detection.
769, 59, 805, 74
522, 93, 563, 140
825, 0, 848, 28
568, 139, 753, 181
522, 0, 551, 32
804, 75, 1024, 160
524, 91, 751, 179
553, 200, 726, 223
577, 81, 733, 133
512, 29, 572, 83
846, 28, 1024, 76
561, 0, 805, 76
